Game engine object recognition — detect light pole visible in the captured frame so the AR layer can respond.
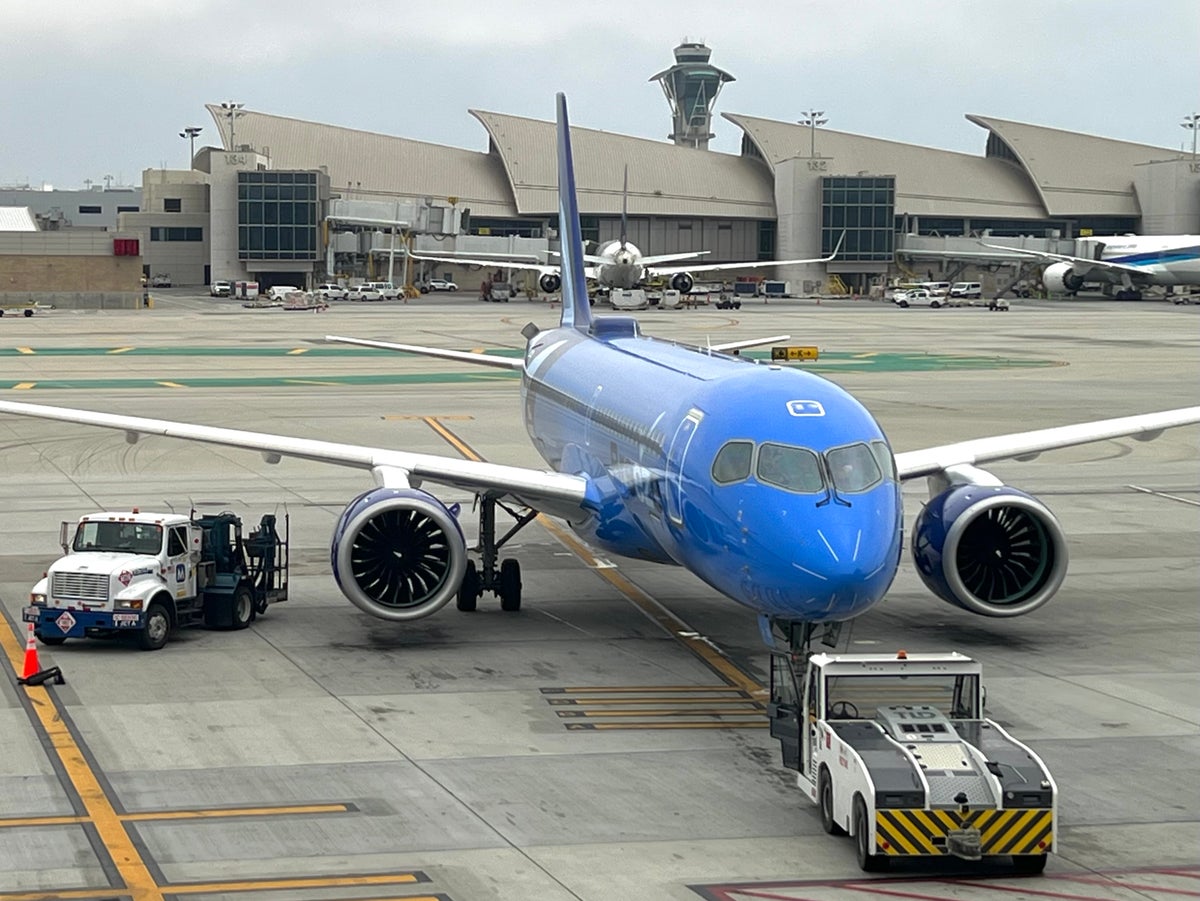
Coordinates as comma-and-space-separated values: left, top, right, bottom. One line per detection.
798, 109, 828, 158
179, 126, 202, 167
220, 102, 244, 150
1182, 113, 1200, 160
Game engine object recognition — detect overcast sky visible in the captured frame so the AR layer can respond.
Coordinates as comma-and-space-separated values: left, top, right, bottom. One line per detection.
3, 0, 1198, 190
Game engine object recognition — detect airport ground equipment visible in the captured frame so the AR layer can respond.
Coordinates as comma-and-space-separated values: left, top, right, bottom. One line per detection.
768, 648, 1055, 873
24, 509, 288, 650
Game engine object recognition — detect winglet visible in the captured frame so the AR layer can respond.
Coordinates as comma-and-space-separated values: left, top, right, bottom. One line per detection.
556, 94, 592, 331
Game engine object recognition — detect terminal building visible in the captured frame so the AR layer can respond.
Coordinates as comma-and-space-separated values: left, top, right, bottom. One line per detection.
4, 42, 1197, 303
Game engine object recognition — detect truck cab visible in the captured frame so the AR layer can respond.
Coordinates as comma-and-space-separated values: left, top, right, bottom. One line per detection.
769, 650, 1055, 873
25, 509, 287, 650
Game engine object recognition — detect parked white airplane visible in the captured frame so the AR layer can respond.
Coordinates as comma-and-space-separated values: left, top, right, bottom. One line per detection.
3, 94, 1199, 660
413, 167, 841, 294
979, 235, 1200, 299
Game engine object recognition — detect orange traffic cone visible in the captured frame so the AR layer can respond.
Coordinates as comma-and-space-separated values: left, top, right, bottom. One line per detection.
20, 623, 41, 680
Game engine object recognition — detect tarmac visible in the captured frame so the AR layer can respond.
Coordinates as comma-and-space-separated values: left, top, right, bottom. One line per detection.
0, 292, 1197, 901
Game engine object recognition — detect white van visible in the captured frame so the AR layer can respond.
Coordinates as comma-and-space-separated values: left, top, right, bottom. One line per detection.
266, 285, 303, 301
950, 282, 982, 299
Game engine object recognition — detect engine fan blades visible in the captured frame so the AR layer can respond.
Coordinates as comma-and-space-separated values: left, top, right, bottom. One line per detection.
955, 505, 1052, 605
350, 508, 453, 609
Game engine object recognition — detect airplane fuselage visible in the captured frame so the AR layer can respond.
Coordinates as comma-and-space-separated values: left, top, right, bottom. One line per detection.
593, 240, 647, 290
520, 319, 904, 622
1086, 235, 1200, 287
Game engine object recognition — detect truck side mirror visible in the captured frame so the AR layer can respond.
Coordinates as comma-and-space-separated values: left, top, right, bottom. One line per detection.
59, 521, 73, 555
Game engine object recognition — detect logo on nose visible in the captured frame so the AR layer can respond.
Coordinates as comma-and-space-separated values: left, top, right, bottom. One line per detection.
787, 400, 825, 417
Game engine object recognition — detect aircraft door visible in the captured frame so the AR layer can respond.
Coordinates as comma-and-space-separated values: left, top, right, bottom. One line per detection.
665, 409, 702, 525
768, 652, 802, 770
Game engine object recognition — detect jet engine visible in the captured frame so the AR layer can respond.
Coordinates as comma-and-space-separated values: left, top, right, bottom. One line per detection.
1042, 261, 1085, 294
911, 484, 1068, 617
539, 273, 562, 294
330, 487, 467, 622
669, 273, 694, 294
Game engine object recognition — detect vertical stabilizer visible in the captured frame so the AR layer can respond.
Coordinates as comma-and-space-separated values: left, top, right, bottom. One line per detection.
555, 94, 593, 331
620, 165, 629, 248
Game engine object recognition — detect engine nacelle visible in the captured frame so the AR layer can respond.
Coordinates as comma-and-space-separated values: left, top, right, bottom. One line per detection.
1042, 261, 1085, 294
911, 485, 1068, 617
539, 273, 562, 294
669, 272, 694, 294
331, 487, 467, 622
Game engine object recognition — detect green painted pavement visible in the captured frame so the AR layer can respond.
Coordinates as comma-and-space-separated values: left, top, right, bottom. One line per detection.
2, 347, 1058, 390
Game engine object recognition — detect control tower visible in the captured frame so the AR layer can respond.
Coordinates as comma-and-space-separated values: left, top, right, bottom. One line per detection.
650, 41, 735, 150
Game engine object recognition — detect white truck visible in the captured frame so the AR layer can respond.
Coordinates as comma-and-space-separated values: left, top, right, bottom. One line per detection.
769, 650, 1055, 873
24, 509, 288, 651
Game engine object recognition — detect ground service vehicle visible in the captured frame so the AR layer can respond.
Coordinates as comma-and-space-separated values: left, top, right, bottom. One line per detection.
424, 278, 458, 292
151, 273, 172, 287
24, 509, 288, 650
769, 649, 1055, 873
950, 281, 982, 299
315, 283, 349, 301
893, 288, 942, 308
210, 280, 232, 297
348, 284, 383, 302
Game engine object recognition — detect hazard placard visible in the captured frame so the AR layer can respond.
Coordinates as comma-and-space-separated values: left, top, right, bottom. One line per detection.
55, 612, 76, 633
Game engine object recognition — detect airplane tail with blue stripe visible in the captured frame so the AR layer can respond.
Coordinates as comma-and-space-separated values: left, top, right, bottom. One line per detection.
555, 94, 593, 331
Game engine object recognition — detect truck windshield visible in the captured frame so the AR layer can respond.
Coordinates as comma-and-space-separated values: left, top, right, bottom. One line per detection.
73, 521, 163, 555
825, 673, 980, 720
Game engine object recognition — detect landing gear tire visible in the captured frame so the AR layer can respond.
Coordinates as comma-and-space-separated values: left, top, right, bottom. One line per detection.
1012, 854, 1048, 874
139, 602, 171, 651
498, 558, 522, 612
457, 560, 480, 612
819, 769, 845, 836
854, 797, 888, 872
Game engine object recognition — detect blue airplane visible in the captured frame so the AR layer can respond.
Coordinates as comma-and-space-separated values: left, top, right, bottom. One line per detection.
3, 94, 1199, 655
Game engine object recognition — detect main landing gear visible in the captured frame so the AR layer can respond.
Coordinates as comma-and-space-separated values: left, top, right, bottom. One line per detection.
457, 494, 537, 613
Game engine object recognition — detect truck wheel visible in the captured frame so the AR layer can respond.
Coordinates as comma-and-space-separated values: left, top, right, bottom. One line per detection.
37, 633, 67, 646
457, 560, 480, 612
819, 768, 845, 835
1012, 854, 1048, 874
230, 587, 254, 630
498, 559, 522, 612
854, 797, 888, 872
139, 602, 171, 651
898, 300, 909, 308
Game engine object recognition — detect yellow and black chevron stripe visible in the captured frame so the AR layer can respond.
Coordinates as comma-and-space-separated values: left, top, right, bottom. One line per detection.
875, 808, 1052, 856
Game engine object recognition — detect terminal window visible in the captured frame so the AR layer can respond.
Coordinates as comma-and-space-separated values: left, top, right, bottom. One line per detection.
78, 205, 102, 215
821, 176, 894, 262
163, 198, 182, 212
237, 171, 319, 261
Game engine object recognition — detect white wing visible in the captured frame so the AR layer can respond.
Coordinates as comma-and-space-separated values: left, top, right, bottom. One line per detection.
978, 242, 1150, 279
896, 407, 1200, 481
649, 233, 846, 278
0, 400, 591, 521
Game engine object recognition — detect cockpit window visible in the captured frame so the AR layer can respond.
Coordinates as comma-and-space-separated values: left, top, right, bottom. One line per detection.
756, 443, 824, 493
826, 442, 884, 493
712, 440, 754, 484
870, 439, 897, 482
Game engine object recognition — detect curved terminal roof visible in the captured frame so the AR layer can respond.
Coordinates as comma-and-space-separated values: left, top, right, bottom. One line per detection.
208, 104, 1171, 225
724, 113, 1046, 219
967, 115, 1169, 216
469, 110, 775, 218
205, 105, 516, 217
0, 207, 39, 232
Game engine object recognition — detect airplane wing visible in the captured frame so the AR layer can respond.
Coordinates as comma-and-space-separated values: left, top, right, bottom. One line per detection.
895, 407, 1200, 481
978, 242, 1150, 279
0, 400, 592, 521
707, 334, 791, 354
326, 335, 523, 370
639, 251, 712, 266
409, 251, 598, 283
649, 232, 845, 278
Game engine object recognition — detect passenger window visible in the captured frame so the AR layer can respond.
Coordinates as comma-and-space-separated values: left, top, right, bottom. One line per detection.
168, 527, 187, 557
826, 442, 883, 493
712, 440, 753, 484
756, 443, 824, 493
